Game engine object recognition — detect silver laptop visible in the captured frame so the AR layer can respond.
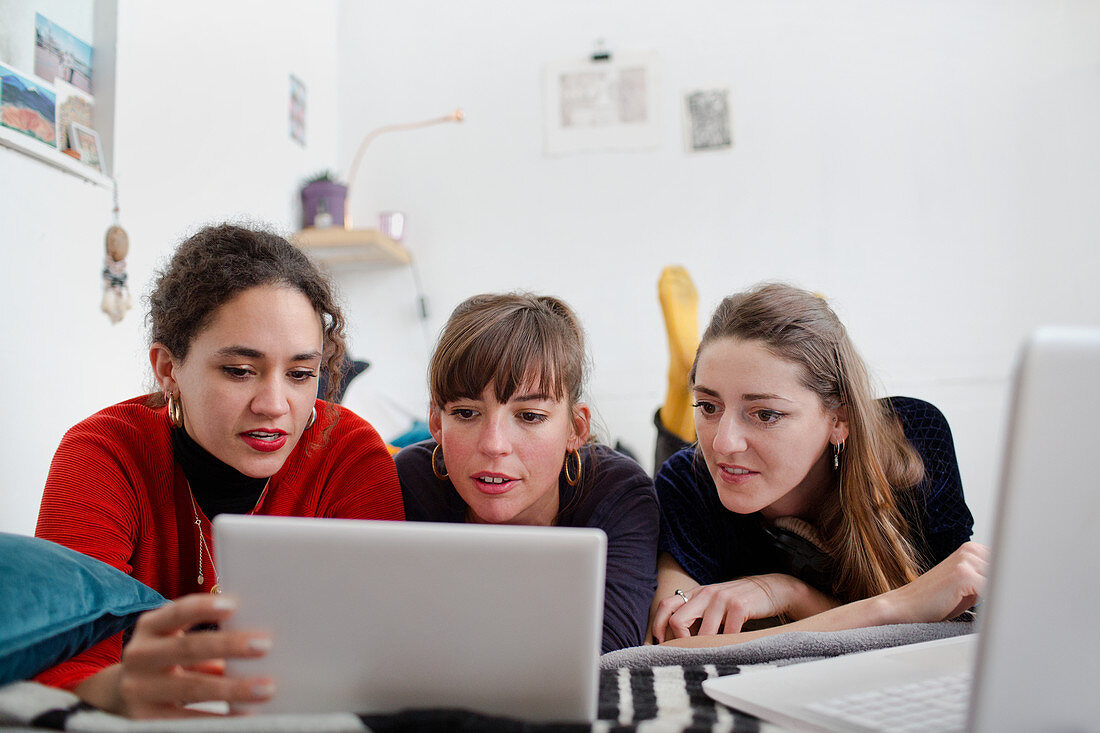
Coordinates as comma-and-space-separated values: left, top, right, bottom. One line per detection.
213, 516, 606, 722
704, 326, 1100, 732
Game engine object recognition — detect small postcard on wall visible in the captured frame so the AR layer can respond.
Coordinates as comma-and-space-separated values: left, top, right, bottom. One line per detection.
289, 74, 306, 146
34, 13, 94, 95
543, 51, 660, 156
683, 88, 732, 153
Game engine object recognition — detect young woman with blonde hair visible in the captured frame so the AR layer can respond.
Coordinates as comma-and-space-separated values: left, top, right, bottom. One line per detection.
650, 283, 987, 646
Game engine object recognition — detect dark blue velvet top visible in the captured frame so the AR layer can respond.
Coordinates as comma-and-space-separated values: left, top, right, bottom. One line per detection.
656, 397, 974, 597
396, 441, 659, 653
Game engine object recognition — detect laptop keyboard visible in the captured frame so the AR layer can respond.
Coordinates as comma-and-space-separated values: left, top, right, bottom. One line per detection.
804, 672, 971, 732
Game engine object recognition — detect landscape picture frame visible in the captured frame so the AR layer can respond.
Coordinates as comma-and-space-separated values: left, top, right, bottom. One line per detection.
69, 121, 103, 172
0, 61, 57, 145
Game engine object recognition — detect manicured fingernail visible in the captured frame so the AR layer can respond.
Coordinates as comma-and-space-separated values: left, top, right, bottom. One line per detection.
248, 637, 273, 652
212, 597, 237, 611
252, 682, 276, 698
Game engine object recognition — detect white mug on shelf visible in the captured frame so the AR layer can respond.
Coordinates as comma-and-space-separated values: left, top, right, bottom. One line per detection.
378, 211, 405, 241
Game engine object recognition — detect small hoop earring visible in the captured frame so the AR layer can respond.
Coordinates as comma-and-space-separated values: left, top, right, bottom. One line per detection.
166, 392, 184, 429
431, 444, 449, 480
832, 439, 844, 470
305, 406, 317, 430
563, 449, 582, 487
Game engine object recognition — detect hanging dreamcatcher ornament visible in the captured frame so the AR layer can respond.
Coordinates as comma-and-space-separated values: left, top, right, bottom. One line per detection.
101, 185, 132, 324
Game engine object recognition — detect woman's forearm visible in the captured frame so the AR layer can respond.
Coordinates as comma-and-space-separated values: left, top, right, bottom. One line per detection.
73, 664, 124, 715
663, 543, 989, 648
769, 574, 842, 621
662, 593, 893, 648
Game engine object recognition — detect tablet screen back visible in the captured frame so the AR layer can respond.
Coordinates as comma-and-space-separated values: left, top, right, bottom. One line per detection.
214, 515, 605, 722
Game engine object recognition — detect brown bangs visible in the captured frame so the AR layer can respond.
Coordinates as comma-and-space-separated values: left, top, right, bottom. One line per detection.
429, 293, 584, 407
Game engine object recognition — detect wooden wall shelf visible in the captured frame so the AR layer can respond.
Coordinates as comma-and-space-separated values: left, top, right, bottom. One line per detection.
292, 227, 412, 266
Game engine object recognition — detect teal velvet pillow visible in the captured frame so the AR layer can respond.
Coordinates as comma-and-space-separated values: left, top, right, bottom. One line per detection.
0, 533, 167, 685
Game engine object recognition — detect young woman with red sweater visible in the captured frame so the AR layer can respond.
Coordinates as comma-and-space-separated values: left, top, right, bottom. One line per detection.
35, 224, 404, 717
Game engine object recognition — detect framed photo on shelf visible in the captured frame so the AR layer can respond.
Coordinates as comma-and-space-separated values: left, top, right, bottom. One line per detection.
0, 61, 57, 145
69, 122, 102, 172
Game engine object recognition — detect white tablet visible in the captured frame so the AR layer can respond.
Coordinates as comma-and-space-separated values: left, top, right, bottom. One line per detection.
214, 515, 605, 722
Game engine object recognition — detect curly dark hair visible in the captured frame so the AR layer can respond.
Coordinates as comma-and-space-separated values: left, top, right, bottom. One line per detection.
147, 224, 347, 412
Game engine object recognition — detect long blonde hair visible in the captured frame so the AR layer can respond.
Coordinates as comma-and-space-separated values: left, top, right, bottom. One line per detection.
691, 283, 925, 602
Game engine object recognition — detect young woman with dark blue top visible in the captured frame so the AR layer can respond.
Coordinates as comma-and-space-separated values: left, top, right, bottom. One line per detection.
649, 283, 987, 647
396, 293, 659, 653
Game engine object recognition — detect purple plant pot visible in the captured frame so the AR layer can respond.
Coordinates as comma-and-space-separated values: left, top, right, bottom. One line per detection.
300, 181, 347, 228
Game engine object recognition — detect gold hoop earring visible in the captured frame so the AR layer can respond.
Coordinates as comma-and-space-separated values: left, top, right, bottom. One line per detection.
166, 392, 184, 429
564, 449, 582, 487
305, 406, 317, 430
431, 444, 449, 480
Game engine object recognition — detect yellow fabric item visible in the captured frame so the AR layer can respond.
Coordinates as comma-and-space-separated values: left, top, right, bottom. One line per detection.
657, 265, 699, 444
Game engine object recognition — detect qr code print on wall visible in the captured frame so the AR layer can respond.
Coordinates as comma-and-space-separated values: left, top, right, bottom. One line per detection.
685, 89, 732, 151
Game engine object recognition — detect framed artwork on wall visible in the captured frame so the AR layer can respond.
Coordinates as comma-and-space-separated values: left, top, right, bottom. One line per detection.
682, 88, 732, 153
69, 122, 102, 171
542, 51, 661, 156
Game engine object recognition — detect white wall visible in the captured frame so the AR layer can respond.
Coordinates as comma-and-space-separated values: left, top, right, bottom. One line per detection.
3, 1, 1098, 544
335, 0, 1100, 543
0, 153, 119, 535
0, 0, 342, 534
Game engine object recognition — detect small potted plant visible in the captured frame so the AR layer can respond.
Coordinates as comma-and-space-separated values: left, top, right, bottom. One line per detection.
300, 171, 347, 229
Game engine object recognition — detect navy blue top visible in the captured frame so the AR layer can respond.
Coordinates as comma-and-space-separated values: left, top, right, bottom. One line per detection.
656, 397, 974, 597
396, 441, 659, 653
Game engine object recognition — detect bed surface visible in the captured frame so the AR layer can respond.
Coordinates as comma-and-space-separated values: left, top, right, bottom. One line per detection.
0, 623, 971, 732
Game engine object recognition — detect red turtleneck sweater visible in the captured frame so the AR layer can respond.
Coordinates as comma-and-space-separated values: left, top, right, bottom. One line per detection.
34, 396, 404, 690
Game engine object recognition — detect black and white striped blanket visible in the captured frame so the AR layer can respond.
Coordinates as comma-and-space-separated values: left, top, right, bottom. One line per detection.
0, 623, 970, 733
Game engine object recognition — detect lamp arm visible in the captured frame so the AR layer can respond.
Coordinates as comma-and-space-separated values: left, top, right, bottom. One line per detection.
343, 109, 464, 228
